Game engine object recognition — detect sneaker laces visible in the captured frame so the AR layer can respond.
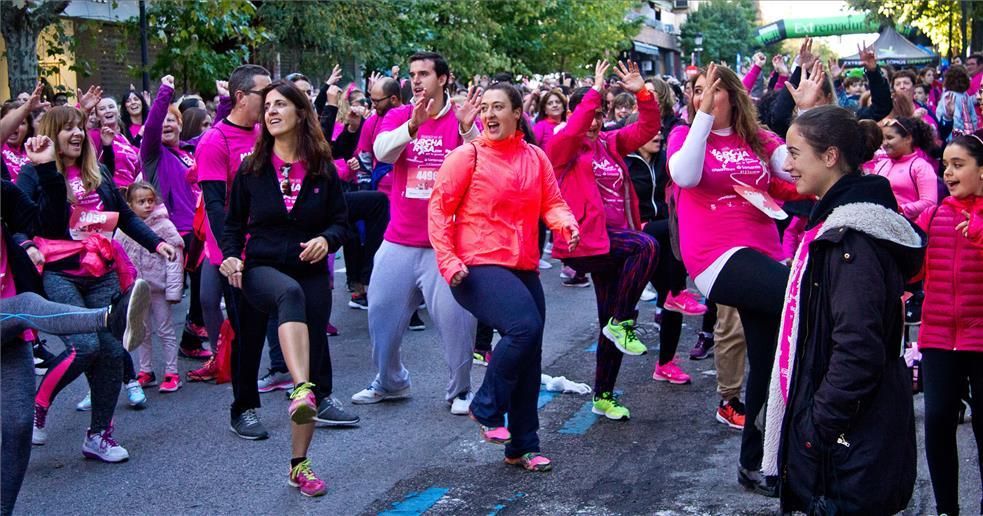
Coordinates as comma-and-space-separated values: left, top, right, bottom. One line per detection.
99, 430, 120, 448
289, 382, 315, 400
292, 459, 317, 481
34, 405, 47, 428
597, 392, 624, 408
619, 320, 641, 344
241, 409, 261, 426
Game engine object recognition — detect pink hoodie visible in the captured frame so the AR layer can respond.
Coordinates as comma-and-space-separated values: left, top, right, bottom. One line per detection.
867, 152, 938, 221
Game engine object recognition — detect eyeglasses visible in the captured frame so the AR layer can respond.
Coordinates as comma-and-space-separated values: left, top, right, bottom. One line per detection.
280, 163, 292, 196
244, 89, 264, 97
369, 96, 392, 104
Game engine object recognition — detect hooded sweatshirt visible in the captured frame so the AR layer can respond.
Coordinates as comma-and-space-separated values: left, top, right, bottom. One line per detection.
867, 151, 939, 221
115, 204, 184, 300
140, 83, 199, 233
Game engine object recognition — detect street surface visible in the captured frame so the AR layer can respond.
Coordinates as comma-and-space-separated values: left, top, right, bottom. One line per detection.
15, 254, 980, 515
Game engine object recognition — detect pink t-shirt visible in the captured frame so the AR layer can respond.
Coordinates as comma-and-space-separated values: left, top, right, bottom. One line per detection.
129, 123, 142, 140
89, 130, 141, 188
666, 126, 785, 277
592, 149, 629, 230
194, 119, 260, 264
1, 143, 29, 181
378, 103, 466, 247
66, 165, 104, 211
0, 229, 15, 299
271, 154, 305, 212
356, 113, 393, 195
533, 118, 560, 149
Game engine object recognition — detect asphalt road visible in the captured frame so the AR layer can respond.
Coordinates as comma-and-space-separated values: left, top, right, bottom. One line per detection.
14, 254, 980, 515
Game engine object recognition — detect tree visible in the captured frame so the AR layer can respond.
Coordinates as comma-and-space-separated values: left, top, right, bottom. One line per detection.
126, 0, 272, 95
846, 0, 974, 58
0, 0, 70, 96
680, 0, 759, 66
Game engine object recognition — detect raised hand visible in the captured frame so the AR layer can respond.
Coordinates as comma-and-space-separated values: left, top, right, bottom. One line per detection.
698, 63, 723, 115
785, 60, 827, 110
455, 86, 482, 132
828, 58, 843, 78
100, 126, 115, 146
858, 41, 877, 71
161, 75, 175, 89
326, 85, 342, 107
26, 82, 51, 112
391, 65, 400, 78
77, 85, 103, 113
798, 37, 816, 70
325, 64, 343, 87
408, 96, 435, 137
367, 71, 382, 91
753, 52, 767, 68
593, 60, 611, 91
772, 55, 789, 76
215, 80, 230, 97
24, 135, 56, 164
614, 60, 644, 93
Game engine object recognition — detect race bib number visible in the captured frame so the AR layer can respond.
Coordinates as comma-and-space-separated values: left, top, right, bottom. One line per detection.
406, 167, 437, 200
69, 207, 119, 240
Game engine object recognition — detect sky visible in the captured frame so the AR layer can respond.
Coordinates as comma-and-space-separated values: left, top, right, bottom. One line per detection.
755, 0, 880, 57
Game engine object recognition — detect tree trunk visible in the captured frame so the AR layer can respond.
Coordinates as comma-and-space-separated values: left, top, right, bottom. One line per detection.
0, 1, 71, 96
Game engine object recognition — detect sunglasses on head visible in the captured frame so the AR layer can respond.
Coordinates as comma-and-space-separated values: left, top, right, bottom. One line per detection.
279, 163, 292, 196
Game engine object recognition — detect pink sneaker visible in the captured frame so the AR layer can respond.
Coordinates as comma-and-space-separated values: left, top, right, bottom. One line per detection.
469, 411, 511, 444
652, 359, 692, 385
288, 382, 317, 424
663, 291, 708, 316
159, 373, 182, 393
288, 459, 327, 497
325, 323, 339, 337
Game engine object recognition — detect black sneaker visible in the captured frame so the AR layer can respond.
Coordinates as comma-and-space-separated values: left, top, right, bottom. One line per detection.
314, 397, 360, 427
689, 332, 715, 360
108, 279, 151, 352
738, 467, 778, 498
33, 340, 58, 376
905, 292, 923, 326
562, 274, 591, 288
230, 409, 269, 440
408, 311, 426, 331
348, 293, 368, 310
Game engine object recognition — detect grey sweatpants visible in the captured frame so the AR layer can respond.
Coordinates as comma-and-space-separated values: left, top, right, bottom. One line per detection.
366, 241, 476, 401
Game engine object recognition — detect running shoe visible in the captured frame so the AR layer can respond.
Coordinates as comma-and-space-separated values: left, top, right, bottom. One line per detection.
77, 391, 92, 411
716, 398, 746, 430
33, 339, 57, 376
472, 351, 491, 366
562, 275, 591, 288
230, 409, 269, 440
82, 426, 129, 463
408, 311, 426, 331
159, 373, 182, 393
538, 259, 553, 270
652, 359, 692, 384
125, 380, 147, 408
450, 391, 473, 415
905, 293, 923, 326
348, 293, 368, 310
592, 391, 630, 420
351, 385, 411, 405
32, 404, 48, 445
559, 266, 575, 279
469, 411, 511, 444
136, 371, 157, 387
179, 347, 213, 359
289, 382, 317, 424
186, 322, 209, 339
738, 467, 778, 498
186, 356, 217, 382
108, 278, 151, 352
258, 369, 294, 393
314, 397, 360, 426
602, 318, 648, 356
689, 331, 714, 360
288, 458, 327, 497
504, 452, 553, 472
663, 290, 708, 316
326, 323, 339, 337
639, 285, 657, 302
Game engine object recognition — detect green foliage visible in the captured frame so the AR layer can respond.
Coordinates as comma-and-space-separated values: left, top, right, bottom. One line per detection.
846, 0, 969, 57
680, 0, 759, 65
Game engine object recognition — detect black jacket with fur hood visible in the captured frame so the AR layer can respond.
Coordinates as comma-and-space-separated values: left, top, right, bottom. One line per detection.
778, 173, 925, 515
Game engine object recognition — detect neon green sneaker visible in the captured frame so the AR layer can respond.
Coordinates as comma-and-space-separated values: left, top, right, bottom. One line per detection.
602, 318, 648, 356
592, 392, 630, 420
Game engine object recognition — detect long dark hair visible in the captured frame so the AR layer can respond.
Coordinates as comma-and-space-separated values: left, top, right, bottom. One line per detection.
886, 116, 935, 153
484, 82, 536, 145
792, 105, 882, 172
180, 107, 210, 141
119, 90, 148, 144
244, 80, 335, 178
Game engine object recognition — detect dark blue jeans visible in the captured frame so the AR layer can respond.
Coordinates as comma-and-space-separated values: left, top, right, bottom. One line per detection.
451, 265, 545, 459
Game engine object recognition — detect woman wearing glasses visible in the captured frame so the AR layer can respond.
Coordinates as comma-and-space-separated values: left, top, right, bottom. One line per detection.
220, 80, 348, 497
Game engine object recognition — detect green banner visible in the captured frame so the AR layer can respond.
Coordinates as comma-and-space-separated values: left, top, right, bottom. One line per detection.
756, 14, 882, 46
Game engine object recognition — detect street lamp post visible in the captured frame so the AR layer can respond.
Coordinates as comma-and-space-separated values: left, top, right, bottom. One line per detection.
694, 32, 704, 66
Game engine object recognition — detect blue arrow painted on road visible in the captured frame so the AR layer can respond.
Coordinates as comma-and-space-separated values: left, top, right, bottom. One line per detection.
537, 389, 555, 409
380, 487, 449, 515
488, 492, 526, 516
557, 390, 622, 435
584, 341, 597, 352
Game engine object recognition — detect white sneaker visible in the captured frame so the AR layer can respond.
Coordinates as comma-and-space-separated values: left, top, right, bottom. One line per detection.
538, 259, 553, 270
640, 285, 657, 302
82, 428, 129, 463
32, 405, 48, 446
350, 385, 410, 405
125, 381, 147, 408
77, 391, 92, 411
450, 392, 474, 415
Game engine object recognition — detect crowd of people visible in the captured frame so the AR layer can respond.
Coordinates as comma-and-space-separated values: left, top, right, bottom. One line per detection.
1, 37, 982, 515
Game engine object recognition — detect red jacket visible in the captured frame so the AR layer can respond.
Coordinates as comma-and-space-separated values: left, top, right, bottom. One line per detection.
916, 195, 983, 352
545, 88, 660, 259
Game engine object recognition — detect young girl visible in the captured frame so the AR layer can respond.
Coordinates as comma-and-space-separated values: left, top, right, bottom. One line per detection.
116, 182, 185, 392
919, 133, 983, 516
870, 116, 939, 221
936, 65, 979, 140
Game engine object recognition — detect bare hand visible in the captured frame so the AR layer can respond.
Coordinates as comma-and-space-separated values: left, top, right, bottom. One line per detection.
956, 210, 972, 237
785, 60, 827, 110
614, 60, 644, 93
391, 65, 400, 78
100, 126, 115, 147
753, 52, 767, 67
593, 60, 611, 91
156, 243, 177, 261
77, 85, 103, 113
161, 75, 175, 89
944, 92, 956, 118
913, 107, 928, 119
367, 71, 382, 91
772, 55, 789, 76
326, 85, 343, 107
298, 236, 329, 263
798, 37, 816, 70
219, 257, 244, 288
858, 41, 877, 71
26, 82, 51, 112
408, 97, 435, 137
455, 86, 482, 132
450, 265, 469, 287
215, 80, 230, 97
26, 246, 45, 267
565, 223, 581, 252
828, 58, 843, 78
325, 64, 343, 87
699, 63, 723, 115
24, 135, 56, 164
346, 157, 361, 173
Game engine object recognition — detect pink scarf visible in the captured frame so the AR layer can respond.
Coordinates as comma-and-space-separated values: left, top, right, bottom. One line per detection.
762, 222, 823, 476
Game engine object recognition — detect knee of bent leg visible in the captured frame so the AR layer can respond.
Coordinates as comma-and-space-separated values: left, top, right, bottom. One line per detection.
275, 282, 307, 323
506, 312, 544, 343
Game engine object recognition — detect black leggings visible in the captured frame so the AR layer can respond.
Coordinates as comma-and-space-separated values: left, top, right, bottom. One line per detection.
234, 266, 332, 416
922, 348, 983, 515
707, 248, 789, 471
342, 191, 389, 288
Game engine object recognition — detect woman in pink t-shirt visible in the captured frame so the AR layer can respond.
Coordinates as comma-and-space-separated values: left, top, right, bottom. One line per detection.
533, 89, 567, 149
90, 97, 142, 189
666, 63, 792, 495
0, 101, 34, 181
120, 90, 149, 147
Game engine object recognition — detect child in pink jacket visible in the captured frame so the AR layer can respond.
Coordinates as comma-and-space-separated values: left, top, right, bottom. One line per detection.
116, 182, 185, 392
870, 116, 939, 221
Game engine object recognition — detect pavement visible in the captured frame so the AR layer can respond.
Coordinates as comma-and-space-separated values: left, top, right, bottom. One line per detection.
14, 254, 981, 515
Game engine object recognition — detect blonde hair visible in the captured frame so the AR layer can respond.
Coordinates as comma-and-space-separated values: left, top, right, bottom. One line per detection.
37, 106, 102, 201
648, 78, 677, 118
688, 66, 766, 160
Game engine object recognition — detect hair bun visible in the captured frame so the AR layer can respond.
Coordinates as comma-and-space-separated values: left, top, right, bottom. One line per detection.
857, 119, 883, 163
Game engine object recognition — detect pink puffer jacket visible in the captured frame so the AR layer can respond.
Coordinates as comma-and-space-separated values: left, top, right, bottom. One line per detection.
115, 204, 184, 301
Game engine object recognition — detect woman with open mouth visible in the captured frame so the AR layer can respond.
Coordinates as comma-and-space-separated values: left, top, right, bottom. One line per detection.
89, 96, 142, 190
120, 90, 149, 147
